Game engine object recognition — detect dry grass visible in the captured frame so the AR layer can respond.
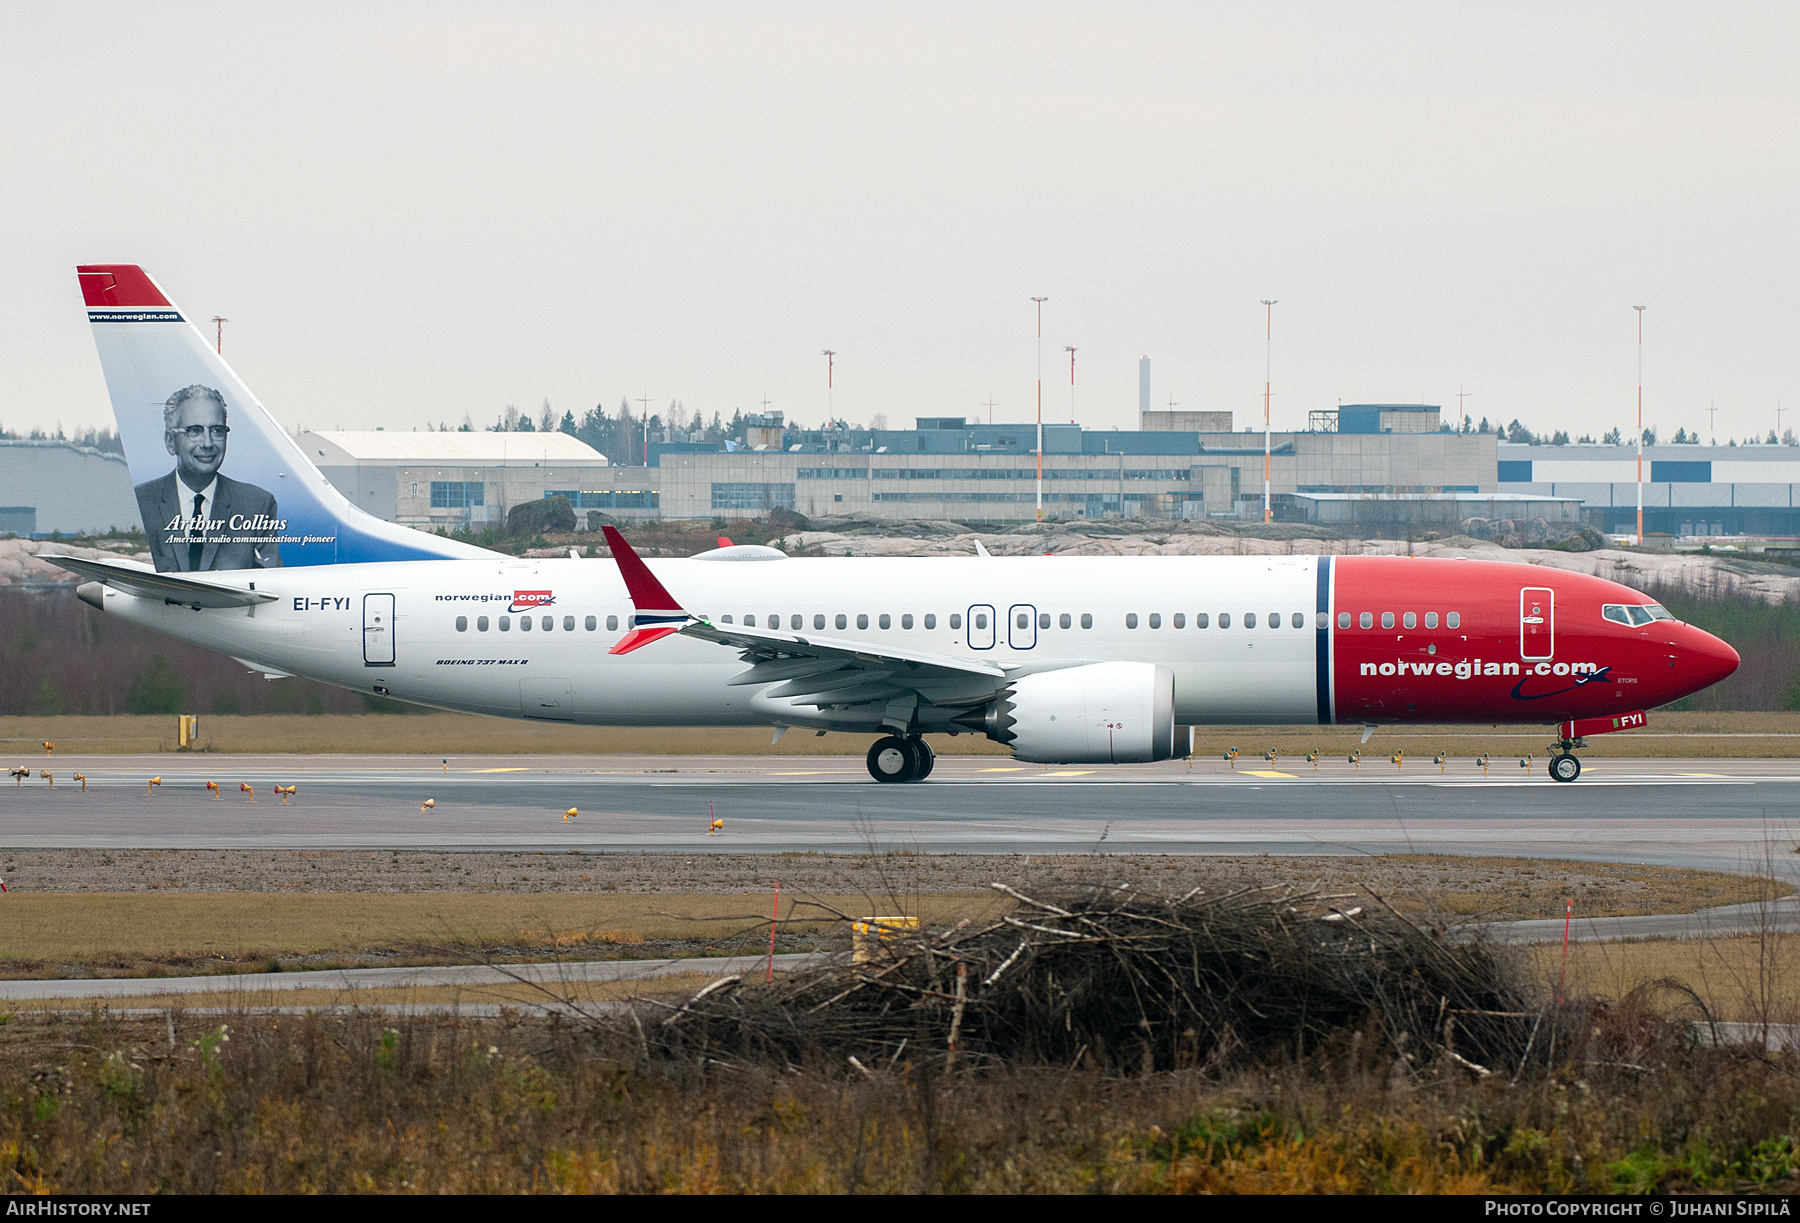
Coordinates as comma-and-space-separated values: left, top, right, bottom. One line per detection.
1538, 932, 1800, 1025
0, 891, 1001, 978
4, 710, 1799, 756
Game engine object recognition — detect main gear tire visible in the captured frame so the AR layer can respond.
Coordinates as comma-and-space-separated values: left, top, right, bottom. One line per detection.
867, 736, 921, 783
911, 737, 935, 779
1549, 753, 1582, 783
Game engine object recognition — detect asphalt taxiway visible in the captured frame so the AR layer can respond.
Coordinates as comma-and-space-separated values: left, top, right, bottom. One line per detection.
1, 753, 1796, 873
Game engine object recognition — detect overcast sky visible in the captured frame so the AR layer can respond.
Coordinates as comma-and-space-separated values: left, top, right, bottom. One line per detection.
2, 2, 1795, 443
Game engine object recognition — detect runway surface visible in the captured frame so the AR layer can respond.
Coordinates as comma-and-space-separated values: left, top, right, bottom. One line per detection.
3, 752, 1799, 873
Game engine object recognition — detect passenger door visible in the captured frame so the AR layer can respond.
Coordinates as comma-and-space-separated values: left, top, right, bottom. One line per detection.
1520, 587, 1554, 660
967, 604, 996, 650
1008, 603, 1037, 649
362, 593, 395, 666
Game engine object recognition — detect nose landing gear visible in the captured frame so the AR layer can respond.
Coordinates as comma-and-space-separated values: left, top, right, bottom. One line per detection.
866, 735, 935, 783
1548, 736, 1585, 783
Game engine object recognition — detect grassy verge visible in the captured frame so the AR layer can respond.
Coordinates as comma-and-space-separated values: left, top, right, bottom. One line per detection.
0, 856, 1780, 980
5, 710, 1800, 756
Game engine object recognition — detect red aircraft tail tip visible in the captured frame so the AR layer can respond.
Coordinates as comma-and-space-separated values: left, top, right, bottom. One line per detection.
76, 265, 171, 308
717, 536, 734, 547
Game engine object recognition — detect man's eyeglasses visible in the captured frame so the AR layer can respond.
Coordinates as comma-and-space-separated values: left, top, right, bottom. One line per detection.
173, 425, 231, 440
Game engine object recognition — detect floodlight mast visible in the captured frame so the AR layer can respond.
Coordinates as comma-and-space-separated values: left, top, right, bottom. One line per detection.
1032, 297, 1048, 520
1261, 300, 1277, 524
1634, 306, 1645, 545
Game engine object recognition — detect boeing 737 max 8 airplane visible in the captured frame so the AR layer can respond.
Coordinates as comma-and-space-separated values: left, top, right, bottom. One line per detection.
48, 265, 1741, 784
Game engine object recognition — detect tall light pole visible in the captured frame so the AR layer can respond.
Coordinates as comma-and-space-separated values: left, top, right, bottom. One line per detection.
1261, 300, 1277, 524
1634, 306, 1645, 545
821, 350, 836, 426
1064, 346, 1077, 423
1032, 297, 1048, 519
211, 316, 228, 354
637, 390, 652, 467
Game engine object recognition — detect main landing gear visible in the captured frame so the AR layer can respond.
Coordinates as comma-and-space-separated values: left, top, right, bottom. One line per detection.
1548, 737, 1585, 784
866, 735, 935, 784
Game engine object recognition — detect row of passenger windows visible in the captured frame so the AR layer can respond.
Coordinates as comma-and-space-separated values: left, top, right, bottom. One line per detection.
1337, 611, 1462, 630
455, 614, 620, 633
454, 609, 1465, 635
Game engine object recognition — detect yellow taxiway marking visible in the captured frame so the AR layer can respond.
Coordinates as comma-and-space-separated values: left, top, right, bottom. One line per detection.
1037, 770, 1095, 778
474, 768, 530, 773
1676, 772, 1728, 778
979, 767, 1027, 773
1243, 769, 1298, 779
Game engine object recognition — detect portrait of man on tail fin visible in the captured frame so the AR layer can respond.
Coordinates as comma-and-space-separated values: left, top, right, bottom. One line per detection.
134, 385, 283, 572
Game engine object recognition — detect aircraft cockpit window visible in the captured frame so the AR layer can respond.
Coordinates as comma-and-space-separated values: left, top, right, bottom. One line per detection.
1627, 606, 1654, 626
1601, 604, 1631, 626
1645, 604, 1675, 622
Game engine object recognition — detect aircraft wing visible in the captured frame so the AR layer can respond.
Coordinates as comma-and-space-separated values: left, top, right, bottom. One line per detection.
41, 553, 278, 609
600, 525, 1008, 710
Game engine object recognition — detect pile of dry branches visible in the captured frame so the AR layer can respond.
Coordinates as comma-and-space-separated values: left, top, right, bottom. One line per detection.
643, 882, 1534, 1076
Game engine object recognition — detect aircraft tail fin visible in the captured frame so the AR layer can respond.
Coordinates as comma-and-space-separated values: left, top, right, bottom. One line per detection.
78, 264, 489, 572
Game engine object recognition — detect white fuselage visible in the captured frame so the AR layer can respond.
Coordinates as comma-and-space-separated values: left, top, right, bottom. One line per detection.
92, 552, 1326, 727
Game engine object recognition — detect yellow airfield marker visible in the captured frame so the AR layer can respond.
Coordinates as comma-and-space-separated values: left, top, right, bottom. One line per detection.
708, 818, 725, 835
563, 807, 578, 823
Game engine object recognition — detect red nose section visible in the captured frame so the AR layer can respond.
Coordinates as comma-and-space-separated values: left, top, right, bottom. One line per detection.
1689, 627, 1740, 688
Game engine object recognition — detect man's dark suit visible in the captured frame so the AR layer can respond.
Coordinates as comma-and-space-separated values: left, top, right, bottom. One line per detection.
135, 471, 285, 572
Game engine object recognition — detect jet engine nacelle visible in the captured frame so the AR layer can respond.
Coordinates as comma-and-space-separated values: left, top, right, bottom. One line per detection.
963, 661, 1176, 764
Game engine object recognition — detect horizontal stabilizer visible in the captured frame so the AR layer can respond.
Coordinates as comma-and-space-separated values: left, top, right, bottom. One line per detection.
41, 553, 277, 609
